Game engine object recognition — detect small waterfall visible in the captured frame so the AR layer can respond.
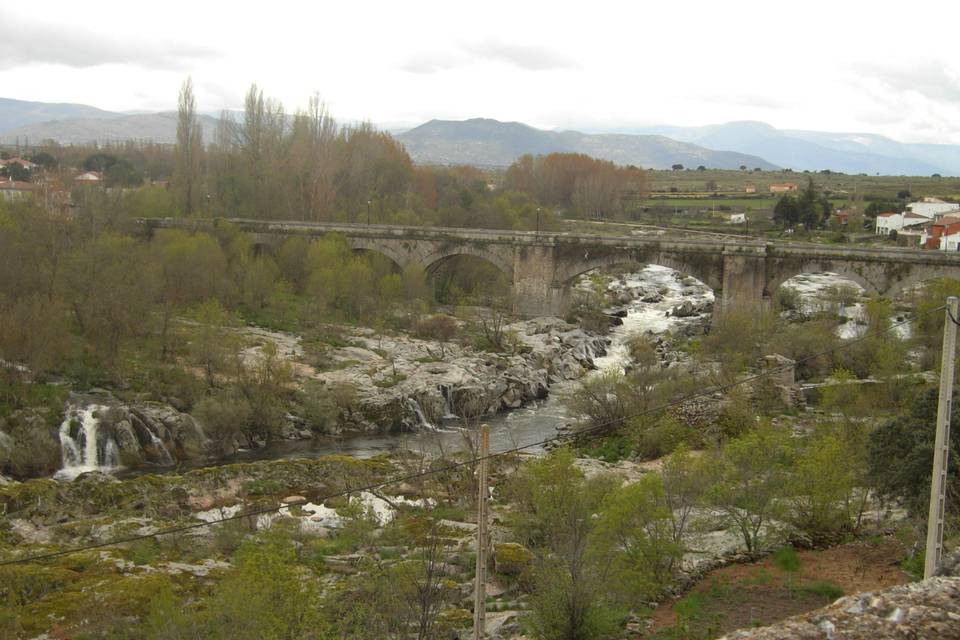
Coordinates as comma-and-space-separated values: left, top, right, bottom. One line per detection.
405, 398, 437, 431
438, 384, 459, 420
147, 430, 175, 466
57, 405, 117, 479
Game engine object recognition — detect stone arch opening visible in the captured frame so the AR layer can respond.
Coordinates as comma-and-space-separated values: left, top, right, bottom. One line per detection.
425, 253, 513, 305
773, 272, 878, 340
345, 238, 409, 272
418, 245, 514, 279
556, 250, 723, 293
766, 267, 879, 300
885, 270, 960, 302
569, 260, 716, 321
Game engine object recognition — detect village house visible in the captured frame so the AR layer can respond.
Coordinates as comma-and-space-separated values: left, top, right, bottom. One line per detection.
875, 211, 928, 236
0, 157, 39, 172
906, 198, 960, 219
743, 184, 756, 193
0, 177, 37, 202
921, 215, 960, 251
74, 171, 103, 184
769, 182, 798, 193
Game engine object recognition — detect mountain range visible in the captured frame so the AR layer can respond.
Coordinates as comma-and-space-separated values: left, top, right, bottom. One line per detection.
395, 119, 777, 171
609, 121, 960, 176
2, 96, 959, 176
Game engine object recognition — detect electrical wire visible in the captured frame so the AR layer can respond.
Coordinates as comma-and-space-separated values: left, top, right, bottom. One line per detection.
0, 304, 945, 567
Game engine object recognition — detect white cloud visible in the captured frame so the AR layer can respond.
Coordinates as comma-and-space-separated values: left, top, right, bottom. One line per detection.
0, 0, 959, 143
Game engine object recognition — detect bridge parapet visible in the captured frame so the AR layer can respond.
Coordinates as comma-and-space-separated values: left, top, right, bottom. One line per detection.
139, 218, 960, 318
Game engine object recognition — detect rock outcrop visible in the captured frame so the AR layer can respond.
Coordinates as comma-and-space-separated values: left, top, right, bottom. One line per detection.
64, 391, 209, 468
719, 577, 960, 640
315, 318, 607, 434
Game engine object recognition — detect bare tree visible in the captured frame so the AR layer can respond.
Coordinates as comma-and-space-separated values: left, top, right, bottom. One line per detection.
173, 77, 204, 215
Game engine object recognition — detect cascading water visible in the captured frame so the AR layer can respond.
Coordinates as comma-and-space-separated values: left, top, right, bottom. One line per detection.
57, 404, 119, 479
438, 384, 459, 420
405, 398, 437, 431
147, 430, 175, 466
592, 265, 714, 373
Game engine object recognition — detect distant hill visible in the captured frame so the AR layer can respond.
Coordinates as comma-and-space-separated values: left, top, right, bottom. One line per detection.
0, 97, 119, 134
620, 121, 960, 176
0, 112, 220, 145
397, 118, 779, 170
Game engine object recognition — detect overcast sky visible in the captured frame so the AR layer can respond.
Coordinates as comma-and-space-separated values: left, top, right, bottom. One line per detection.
2, 0, 959, 143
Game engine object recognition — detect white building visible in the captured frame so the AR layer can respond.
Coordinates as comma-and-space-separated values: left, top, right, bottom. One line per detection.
907, 200, 960, 219
729, 213, 746, 224
875, 211, 928, 235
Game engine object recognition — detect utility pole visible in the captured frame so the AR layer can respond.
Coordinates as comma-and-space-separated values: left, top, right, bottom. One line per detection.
925, 296, 958, 579
366, 199, 371, 226
473, 424, 490, 639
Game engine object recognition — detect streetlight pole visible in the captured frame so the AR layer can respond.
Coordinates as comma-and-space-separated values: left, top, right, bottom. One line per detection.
366, 200, 371, 226
536, 207, 541, 234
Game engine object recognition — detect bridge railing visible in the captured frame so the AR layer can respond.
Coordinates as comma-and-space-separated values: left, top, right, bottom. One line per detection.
139, 217, 960, 264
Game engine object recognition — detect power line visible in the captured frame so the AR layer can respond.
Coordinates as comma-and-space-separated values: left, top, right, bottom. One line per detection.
0, 305, 941, 567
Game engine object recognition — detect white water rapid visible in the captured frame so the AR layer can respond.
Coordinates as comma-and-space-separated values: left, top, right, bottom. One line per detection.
56, 404, 119, 480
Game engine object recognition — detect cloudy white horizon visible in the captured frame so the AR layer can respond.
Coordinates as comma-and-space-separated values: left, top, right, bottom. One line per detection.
1, 0, 958, 144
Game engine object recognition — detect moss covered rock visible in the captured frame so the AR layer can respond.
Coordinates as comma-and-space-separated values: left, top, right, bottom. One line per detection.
493, 542, 534, 576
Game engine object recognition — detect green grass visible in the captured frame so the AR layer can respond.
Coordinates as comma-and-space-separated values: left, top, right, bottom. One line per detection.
772, 546, 800, 574
792, 581, 844, 600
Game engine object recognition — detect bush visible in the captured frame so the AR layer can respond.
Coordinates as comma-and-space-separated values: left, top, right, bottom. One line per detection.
193, 389, 252, 455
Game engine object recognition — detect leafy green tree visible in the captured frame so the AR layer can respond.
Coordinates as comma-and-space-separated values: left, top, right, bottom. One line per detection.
203, 534, 327, 639
62, 233, 158, 365
191, 298, 235, 386
788, 429, 860, 537
661, 444, 711, 544
508, 449, 622, 640
773, 194, 800, 228
594, 474, 683, 595
707, 423, 792, 551
868, 387, 960, 519
152, 230, 227, 359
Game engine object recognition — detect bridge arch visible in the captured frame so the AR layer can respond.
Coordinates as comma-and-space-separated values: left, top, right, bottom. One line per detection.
766, 264, 880, 299
555, 251, 722, 292
884, 267, 960, 300
346, 237, 411, 271
416, 245, 515, 279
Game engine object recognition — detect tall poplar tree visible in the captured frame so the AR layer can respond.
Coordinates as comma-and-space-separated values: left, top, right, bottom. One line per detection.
173, 77, 204, 215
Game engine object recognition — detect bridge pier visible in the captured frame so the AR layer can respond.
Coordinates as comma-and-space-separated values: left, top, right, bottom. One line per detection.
714, 251, 768, 319
512, 244, 569, 316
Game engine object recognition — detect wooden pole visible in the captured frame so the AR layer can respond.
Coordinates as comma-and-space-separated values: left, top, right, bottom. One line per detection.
925, 296, 958, 579
473, 424, 490, 639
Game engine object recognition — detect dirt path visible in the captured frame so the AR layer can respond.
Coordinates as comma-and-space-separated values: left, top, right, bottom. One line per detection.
646, 539, 909, 639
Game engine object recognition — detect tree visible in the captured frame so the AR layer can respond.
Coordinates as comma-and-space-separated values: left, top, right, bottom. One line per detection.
671, 164, 684, 171
203, 534, 326, 639
773, 194, 800, 228
707, 423, 792, 551
661, 444, 711, 545
594, 474, 683, 595
509, 449, 623, 640
0, 162, 30, 182
173, 77, 204, 215
696, 165, 706, 171
62, 233, 158, 365
868, 387, 960, 519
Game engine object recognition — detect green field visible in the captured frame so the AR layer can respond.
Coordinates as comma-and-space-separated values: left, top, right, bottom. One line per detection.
645, 168, 960, 202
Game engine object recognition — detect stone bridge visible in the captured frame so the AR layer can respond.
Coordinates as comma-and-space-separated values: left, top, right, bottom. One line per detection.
141, 218, 960, 317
